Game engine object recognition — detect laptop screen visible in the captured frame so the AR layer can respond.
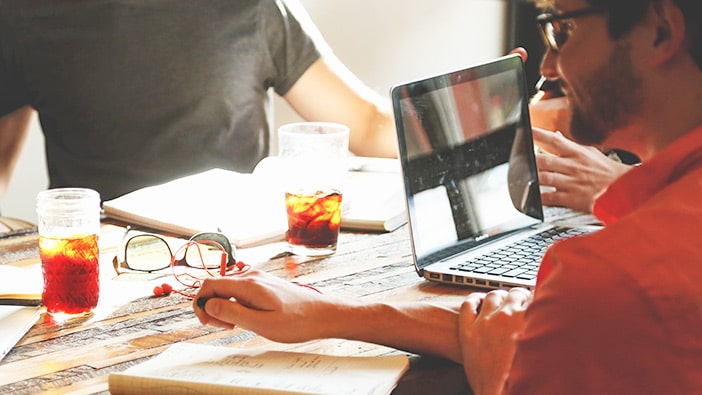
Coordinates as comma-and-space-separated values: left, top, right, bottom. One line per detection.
391, 54, 543, 269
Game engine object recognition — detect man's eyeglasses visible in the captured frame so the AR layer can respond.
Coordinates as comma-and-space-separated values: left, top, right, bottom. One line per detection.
537, 7, 606, 52
112, 226, 237, 275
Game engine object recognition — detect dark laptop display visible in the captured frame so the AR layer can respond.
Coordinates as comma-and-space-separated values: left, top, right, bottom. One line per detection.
391, 54, 594, 289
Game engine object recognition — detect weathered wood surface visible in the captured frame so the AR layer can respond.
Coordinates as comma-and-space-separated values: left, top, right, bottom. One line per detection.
0, 222, 472, 394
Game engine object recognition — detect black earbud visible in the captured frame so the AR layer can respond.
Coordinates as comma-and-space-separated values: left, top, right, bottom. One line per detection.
654, 26, 670, 46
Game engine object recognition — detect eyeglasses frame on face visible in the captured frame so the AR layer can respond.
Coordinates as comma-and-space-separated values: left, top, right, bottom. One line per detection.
112, 226, 237, 275
537, 6, 606, 52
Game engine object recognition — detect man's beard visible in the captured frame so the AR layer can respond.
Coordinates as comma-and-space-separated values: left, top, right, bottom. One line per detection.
568, 42, 643, 146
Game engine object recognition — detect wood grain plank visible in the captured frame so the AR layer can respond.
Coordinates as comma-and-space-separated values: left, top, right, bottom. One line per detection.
0, 223, 471, 395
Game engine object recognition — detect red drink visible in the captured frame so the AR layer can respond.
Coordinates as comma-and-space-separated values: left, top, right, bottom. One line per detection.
40, 234, 100, 315
285, 190, 342, 253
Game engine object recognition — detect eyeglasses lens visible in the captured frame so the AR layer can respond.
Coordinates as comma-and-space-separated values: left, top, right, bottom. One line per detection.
188, 233, 234, 268
544, 22, 559, 51
124, 232, 233, 271
553, 21, 572, 51
184, 243, 225, 269
124, 235, 172, 272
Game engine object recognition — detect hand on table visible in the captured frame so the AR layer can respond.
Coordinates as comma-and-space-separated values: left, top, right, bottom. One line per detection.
459, 288, 532, 395
533, 127, 633, 213
192, 269, 335, 343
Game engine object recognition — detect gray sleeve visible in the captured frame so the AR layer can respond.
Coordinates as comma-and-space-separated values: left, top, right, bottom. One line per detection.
0, 22, 28, 116
259, 0, 322, 96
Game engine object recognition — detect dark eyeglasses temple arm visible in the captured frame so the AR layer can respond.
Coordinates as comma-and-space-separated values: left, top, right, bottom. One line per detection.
537, 6, 605, 23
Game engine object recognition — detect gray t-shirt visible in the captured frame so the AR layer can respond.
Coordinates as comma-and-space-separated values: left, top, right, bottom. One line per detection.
0, 0, 321, 200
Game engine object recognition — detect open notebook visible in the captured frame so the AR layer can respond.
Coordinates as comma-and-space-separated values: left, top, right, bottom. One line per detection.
109, 342, 409, 395
0, 265, 43, 361
102, 156, 407, 248
1, 306, 41, 361
391, 54, 600, 290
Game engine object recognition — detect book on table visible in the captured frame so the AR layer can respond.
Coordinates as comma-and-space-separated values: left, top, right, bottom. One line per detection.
0, 265, 43, 361
108, 342, 410, 395
0, 305, 42, 361
0, 264, 42, 305
102, 156, 407, 248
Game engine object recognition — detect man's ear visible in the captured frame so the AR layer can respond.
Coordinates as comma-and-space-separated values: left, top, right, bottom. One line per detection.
653, 26, 670, 47
651, 0, 686, 66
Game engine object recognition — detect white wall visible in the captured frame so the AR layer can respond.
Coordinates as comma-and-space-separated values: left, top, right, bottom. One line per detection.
275, 0, 508, 129
0, 0, 506, 222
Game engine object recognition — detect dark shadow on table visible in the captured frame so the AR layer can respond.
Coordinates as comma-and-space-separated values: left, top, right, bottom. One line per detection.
394, 355, 472, 395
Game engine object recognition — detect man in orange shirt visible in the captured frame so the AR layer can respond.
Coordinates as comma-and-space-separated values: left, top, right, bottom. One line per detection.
193, 0, 702, 393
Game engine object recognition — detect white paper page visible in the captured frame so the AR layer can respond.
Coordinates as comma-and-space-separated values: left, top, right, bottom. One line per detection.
0, 306, 42, 361
0, 265, 43, 300
103, 169, 288, 247
115, 342, 408, 395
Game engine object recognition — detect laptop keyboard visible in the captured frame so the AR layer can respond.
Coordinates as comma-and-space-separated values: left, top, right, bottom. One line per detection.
449, 226, 590, 281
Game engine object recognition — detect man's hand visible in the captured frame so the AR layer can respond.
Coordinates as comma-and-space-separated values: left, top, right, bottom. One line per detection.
193, 269, 336, 343
533, 127, 632, 213
459, 288, 532, 395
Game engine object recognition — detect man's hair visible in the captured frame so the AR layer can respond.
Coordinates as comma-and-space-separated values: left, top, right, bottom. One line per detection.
592, 0, 700, 68
536, 0, 701, 69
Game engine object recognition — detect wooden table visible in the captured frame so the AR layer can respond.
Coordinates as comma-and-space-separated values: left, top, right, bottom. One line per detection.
0, 221, 472, 394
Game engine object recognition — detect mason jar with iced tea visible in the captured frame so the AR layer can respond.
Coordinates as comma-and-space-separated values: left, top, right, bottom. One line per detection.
278, 122, 349, 256
36, 188, 101, 317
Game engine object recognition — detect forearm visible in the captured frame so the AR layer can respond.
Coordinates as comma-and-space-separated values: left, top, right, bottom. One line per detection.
348, 101, 397, 158
194, 272, 462, 362
0, 106, 34, 196
313, 57, 397, 158
322, 298, 462, 363
284, 58, 398, 159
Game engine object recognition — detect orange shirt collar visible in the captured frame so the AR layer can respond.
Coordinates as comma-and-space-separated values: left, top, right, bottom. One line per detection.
594, 124, 702, 224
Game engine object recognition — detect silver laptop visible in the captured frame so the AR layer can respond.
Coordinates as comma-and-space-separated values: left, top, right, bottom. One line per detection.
390, 54, 600, 290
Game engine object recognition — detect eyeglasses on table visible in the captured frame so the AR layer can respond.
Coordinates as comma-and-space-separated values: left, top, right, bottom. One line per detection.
112, 226, 247, 285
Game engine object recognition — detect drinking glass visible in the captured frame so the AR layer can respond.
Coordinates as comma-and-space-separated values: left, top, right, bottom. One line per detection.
278, 122, 349, 256
36, 188, 101, 317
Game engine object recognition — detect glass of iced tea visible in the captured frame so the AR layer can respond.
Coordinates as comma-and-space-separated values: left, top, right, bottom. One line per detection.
36, 188, 101, 318
279, 122, 349, 256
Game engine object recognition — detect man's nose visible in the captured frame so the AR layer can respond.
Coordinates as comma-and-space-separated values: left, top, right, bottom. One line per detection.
539, 49, 559, 82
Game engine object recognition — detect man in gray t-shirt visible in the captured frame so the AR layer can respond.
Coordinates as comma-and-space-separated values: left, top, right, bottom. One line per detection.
0, 0, 396, 200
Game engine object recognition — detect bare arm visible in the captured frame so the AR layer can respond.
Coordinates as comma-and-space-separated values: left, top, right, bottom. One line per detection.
283, 58, 397, 158
0, 106, 34, 197
193, 269, 463, 363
